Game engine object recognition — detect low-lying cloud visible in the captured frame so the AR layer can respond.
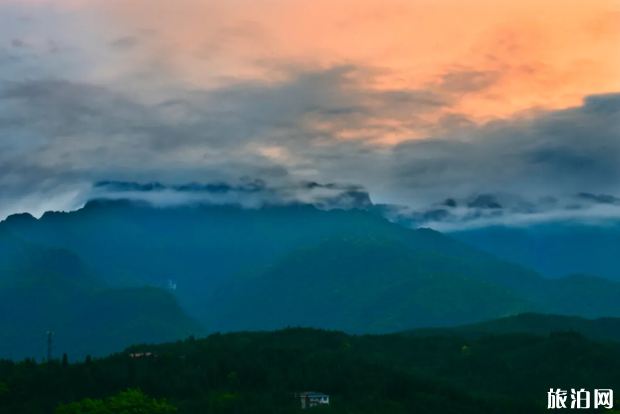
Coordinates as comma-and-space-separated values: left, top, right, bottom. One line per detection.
376, 192, 620, 232
86, 179, 372, 211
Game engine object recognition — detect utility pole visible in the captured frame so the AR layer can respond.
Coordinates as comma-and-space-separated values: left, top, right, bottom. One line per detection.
46, 331, 54, 362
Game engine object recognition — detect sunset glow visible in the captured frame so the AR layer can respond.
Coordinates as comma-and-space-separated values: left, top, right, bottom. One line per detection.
0, 0, 618, 216
91, 0, 620, 133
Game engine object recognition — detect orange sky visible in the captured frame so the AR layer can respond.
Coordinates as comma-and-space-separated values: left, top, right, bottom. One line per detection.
5, 0, 619, 143
0, 0, 619, 216
87, 0, 620, 141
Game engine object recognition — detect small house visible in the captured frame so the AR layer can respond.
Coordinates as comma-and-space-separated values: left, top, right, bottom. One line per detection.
299, 391, 330, 409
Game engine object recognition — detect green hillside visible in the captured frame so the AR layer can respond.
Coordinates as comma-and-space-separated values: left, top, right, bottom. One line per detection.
0, 226, 105, 291
0, 229, 203, 361
3, 202, 619, 341
207, 237, 539, 333
449, 223, 620, 281
541, 274, 620, 318
208, 237, 620, 334
0, 202, 547, 321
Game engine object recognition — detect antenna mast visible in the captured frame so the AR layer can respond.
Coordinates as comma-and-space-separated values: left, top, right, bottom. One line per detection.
46, 331, 54, 362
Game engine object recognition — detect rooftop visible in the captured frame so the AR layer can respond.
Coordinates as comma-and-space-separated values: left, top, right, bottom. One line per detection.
299, 392, 329, 397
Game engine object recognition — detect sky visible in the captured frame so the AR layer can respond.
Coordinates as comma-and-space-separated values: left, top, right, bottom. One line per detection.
0, 0, 619, 227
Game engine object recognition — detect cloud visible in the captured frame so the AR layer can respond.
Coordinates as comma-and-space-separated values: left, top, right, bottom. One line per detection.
94, 0, 620, 117
109, 36, 139, 50
0, 68, 619, 223
374, 191, 620, 232
84, 179, 373, 211
0, 0, 618, 228
10, 38, 26, 48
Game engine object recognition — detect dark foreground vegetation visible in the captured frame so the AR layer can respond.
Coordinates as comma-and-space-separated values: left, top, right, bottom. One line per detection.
1, 327, 619, 413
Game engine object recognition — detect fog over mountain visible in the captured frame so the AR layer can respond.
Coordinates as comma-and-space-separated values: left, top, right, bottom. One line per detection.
2, 91, 619, 224
86, 179, 374, 211
374, 191, 620, 231
13, 176, 618, 233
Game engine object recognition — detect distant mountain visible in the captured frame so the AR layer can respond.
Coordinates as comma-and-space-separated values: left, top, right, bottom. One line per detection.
0, 228, 203, 361
53, 286, 204, 360
207, 237, 620, 333
448, 223, 620, 281
3, 200, 620, 335
207, 237, 538, 333
0, 225, 104, 290
18, 181, 619, 286
402, 312, 620, 342
0, 200, 545, 322
370, 192, 620, 281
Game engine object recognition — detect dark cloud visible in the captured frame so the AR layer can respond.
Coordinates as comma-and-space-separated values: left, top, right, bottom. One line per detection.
576, 193, 620, 205
0, 64, 452, 161
109, 36, 139, 50
85, 179, 373, 211
467, 194, 502, 209
436, 69, 502, 94
0, 54, 618, 226
10, 39, 26, 48
388, 92, 620, 202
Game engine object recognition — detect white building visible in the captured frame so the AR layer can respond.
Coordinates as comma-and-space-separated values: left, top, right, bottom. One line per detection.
299, 392, 330, 409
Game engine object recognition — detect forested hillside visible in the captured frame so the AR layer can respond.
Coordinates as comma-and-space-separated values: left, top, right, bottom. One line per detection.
6, 201, 620, 333
0, 228, 203, 361
3, 202, 620, 339
403, 313, 620, 342
449, 223, 620, 281
207, 237, 620, 333
1, 328, 618, 413
207, 237, 537, 333
0, 200, 537, 322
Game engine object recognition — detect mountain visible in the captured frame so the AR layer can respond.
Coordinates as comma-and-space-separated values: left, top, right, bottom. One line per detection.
0, 200, 546, 322
1, 200, 500, 289
0, 225, 104, 291
402, 312, 620, 342
207, 237, 537, 333
369, 191, 620, 282
3, 327, 620, 414
207, 237, 620, 333
448, 223, 620, 281
3, 200, 620, 334
0, 228, 203, 361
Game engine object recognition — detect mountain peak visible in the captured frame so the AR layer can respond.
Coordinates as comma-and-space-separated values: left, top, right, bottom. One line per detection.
3, 212, 37, 225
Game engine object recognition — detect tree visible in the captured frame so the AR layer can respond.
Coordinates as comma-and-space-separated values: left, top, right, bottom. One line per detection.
227, 371, 240, 389
62, 353, 69, 369
55, 388, 178, 414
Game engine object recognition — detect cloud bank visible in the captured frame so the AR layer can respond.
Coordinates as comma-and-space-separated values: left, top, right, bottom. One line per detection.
0, 0, 618, 229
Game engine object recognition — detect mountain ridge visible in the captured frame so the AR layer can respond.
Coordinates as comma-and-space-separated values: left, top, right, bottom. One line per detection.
206, 236, 620, 333
0, 229, 203, 361
402, 312, 620, 343
2, 199, 619, 352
